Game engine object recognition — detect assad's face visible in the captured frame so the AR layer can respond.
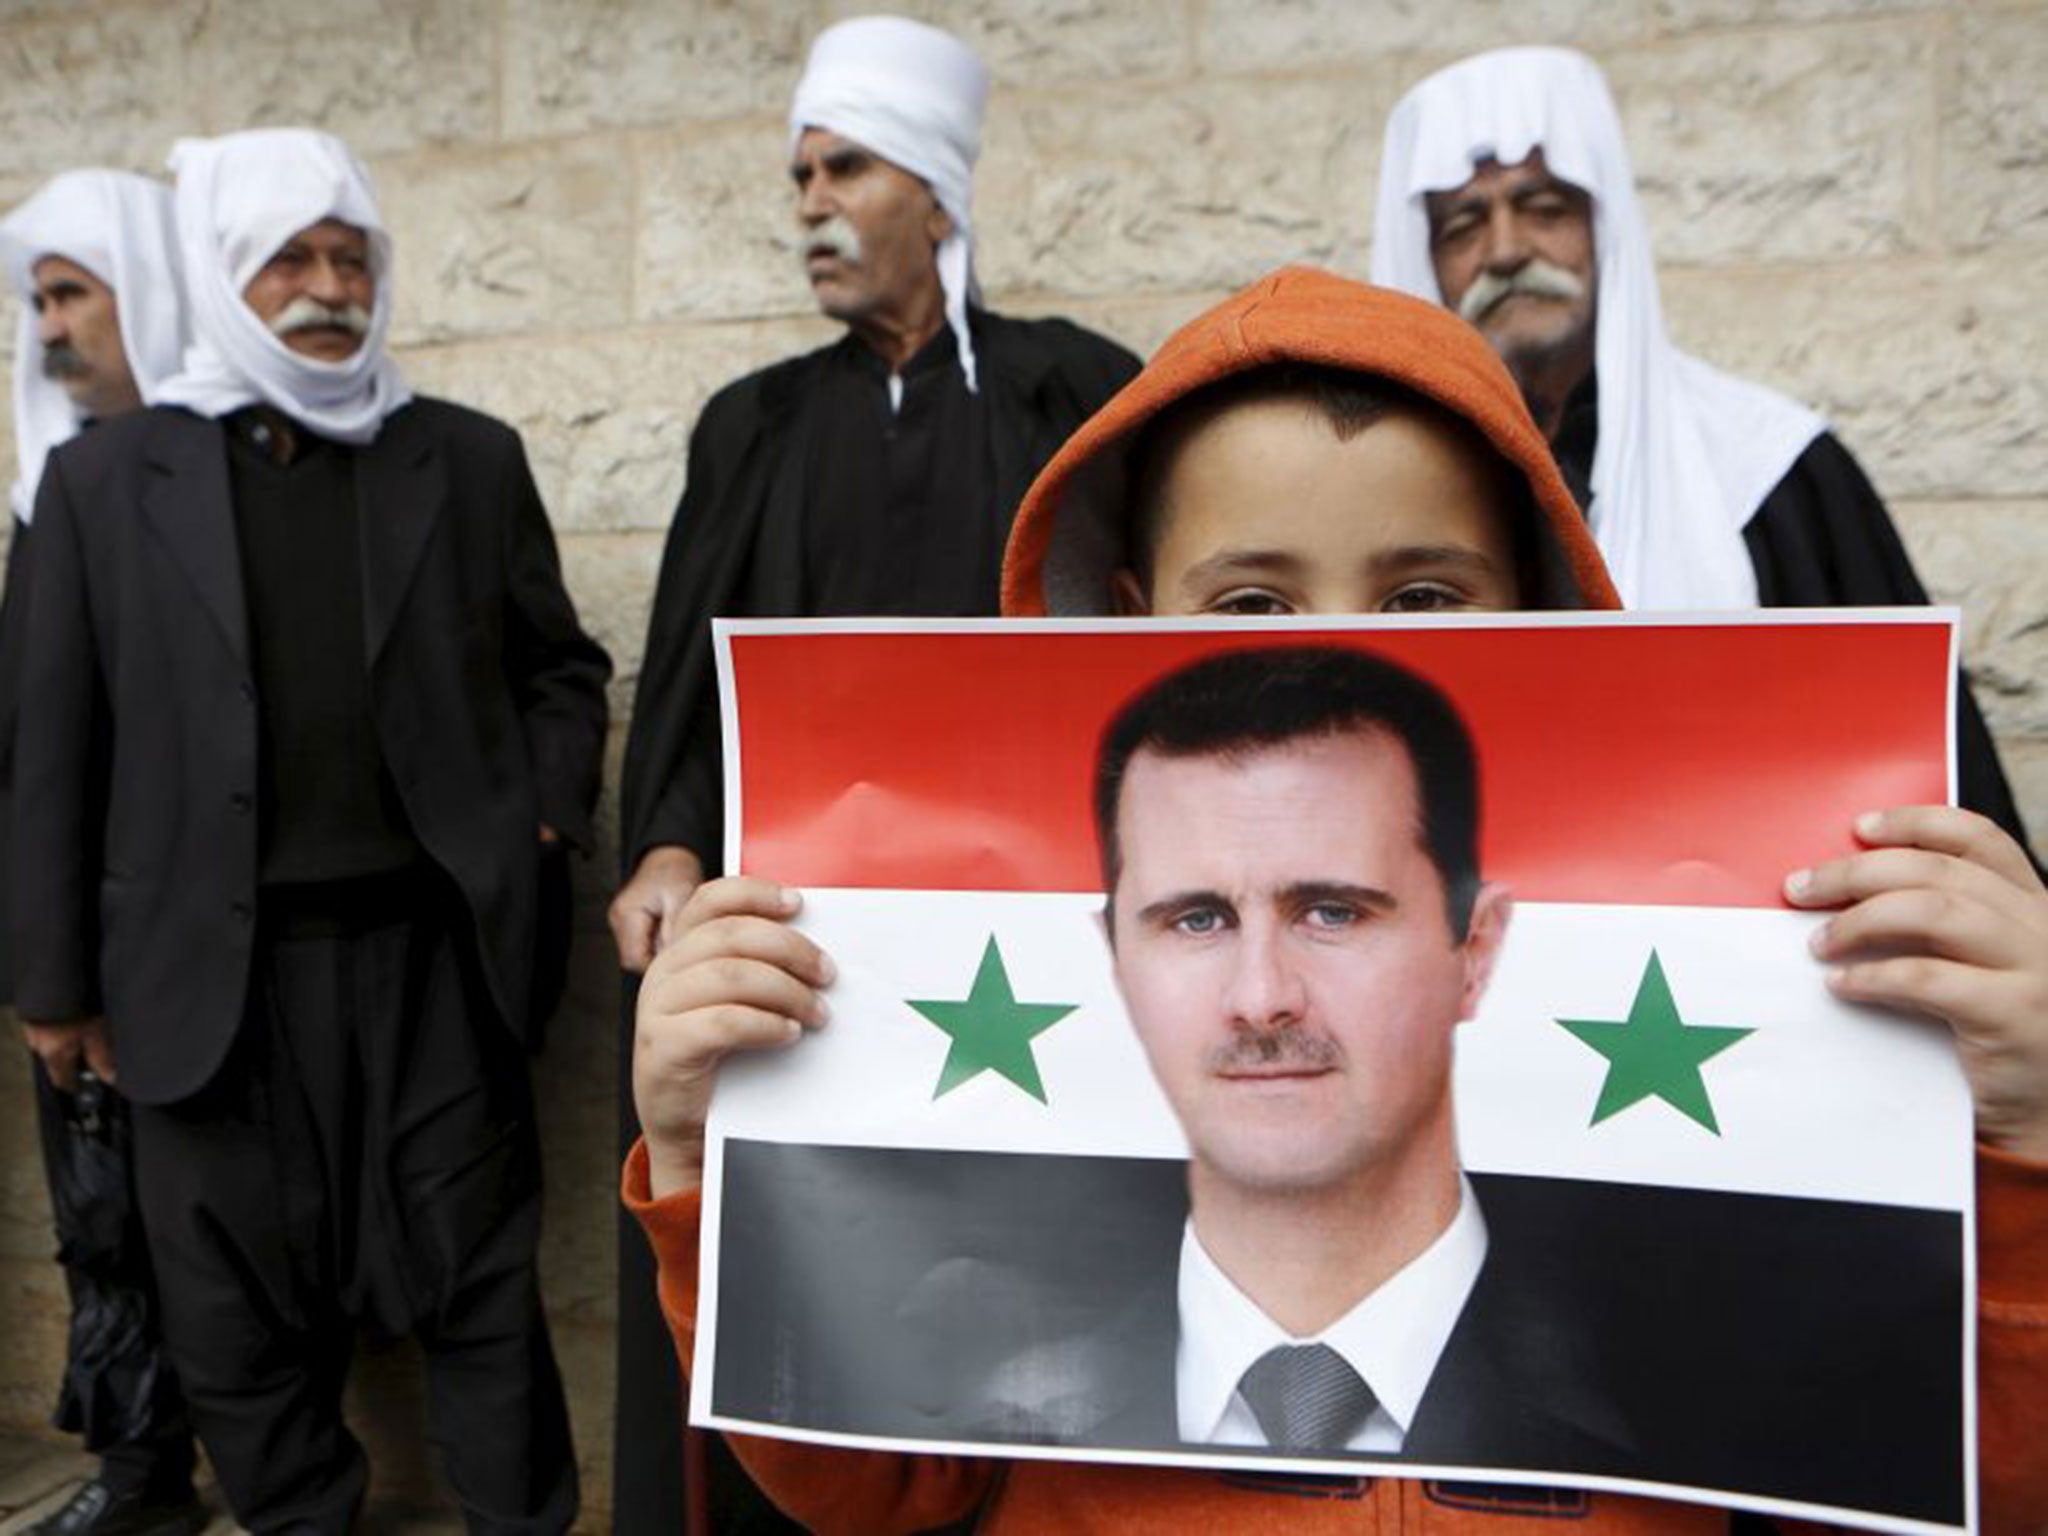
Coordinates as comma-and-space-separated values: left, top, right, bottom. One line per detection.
1424, 151, 1596, 392
1108, 733, 1508, 1203
791, 127, 950, 330
1116, 399, 1524, 619
240, 218, 376, 362
32, 256, 140, 419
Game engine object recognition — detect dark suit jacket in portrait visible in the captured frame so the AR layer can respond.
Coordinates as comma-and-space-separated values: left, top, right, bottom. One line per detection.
10, 399, 611, 1106
712, 1145, 1965, 1527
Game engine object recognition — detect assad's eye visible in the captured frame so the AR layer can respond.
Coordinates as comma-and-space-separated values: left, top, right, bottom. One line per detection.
1171, 906, 1229, 937
1203, 588, 1295, 618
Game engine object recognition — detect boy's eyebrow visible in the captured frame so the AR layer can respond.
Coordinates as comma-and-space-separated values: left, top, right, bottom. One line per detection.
1171, 542, 1504, 591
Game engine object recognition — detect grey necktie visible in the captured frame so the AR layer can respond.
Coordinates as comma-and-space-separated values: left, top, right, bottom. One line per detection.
1236, 1343, 1379, 1450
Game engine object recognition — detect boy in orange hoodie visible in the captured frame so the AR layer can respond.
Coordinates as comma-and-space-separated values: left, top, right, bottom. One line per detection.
626, 269, 2048, 1534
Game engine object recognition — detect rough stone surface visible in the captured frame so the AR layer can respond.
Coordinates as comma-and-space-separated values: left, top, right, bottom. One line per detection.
0, 2, 205, 203
1893, 499, 2048, 742
398, 316, 836, 533
1608, 23, 1937, 264
198, 0, 498, 157
977, 75, 1388, 296
1197, 0, 1649, 72
1646, 0, 1945, 30
1943, 10, 2048, 251
502, 0, 810, 139
826, 0, 1193, 84
1, 2, 2044, 1523
378, 138, 637, 347
635, 119, 820, 323
1662, 253, 2047, 501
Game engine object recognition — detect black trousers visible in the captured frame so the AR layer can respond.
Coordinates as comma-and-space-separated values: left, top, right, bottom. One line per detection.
130, 873, 576, 1535
30, 1060, 195, 1497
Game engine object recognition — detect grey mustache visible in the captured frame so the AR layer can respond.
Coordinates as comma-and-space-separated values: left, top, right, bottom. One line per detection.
1457, 259, 1586, 325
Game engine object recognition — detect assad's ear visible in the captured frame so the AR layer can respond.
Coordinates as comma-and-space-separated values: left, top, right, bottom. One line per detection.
1456, 882, 1514, 1021
1109, 566, 1151, 617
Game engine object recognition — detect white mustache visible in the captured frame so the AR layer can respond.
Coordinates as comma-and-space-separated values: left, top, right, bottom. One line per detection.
1457, 259, 1586, 325
800, 215, 864, 270
268, 295, 372, 339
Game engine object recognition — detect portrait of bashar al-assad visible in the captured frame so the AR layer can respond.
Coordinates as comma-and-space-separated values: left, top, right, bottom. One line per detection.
1089, 645, 1628, 1466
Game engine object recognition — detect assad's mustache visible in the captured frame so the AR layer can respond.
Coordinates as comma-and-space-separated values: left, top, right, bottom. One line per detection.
1208, 1023, 1342, 1074
800, 214, 864, 271
1458, 259, 1586, 325
268, 295, 373, 340
41, 342, 89, 381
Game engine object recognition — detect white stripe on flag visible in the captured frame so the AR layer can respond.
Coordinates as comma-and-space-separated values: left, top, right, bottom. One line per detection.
708, 889, 1974, 1214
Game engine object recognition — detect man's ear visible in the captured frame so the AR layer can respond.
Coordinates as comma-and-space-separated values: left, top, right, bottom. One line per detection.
927, 197, 955, 245
1109, 567, 1151, 616
1456, 882, 1513, 1021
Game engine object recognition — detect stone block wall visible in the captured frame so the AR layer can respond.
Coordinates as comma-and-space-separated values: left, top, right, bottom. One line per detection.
0, 1, 2041, 1528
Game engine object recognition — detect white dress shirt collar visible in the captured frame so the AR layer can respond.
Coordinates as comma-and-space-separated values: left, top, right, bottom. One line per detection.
1175, 1176, 1489, 1452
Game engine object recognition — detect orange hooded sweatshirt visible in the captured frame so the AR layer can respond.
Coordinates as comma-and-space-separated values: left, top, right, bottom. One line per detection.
627, 268, 2048, 1534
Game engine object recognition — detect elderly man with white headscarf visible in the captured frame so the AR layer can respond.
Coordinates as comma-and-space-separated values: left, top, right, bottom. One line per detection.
1, 168, 208, 1536
1370, 45, 2030, 852
607, 13, 1136, 1527
10, 127, 610, 1536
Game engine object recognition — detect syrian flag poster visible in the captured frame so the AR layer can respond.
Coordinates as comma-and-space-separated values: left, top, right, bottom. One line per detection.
695, 612, 1975, 1535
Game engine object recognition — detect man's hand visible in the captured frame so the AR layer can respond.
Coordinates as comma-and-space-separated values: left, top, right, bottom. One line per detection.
20, 1016, 116, 1092
633, 876, 834, 1198
609, 844, 706, 974
1787, 806, 2048, 1162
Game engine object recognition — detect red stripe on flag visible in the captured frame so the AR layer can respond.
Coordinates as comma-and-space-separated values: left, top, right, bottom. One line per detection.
728, 622, 1951, 907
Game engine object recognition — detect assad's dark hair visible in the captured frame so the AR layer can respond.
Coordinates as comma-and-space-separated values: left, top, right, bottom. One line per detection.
1093, 645, 1482, 937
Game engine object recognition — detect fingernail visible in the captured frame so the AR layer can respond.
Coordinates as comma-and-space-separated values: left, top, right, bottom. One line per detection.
818, 951, 838, 985
1785, 868, 1813, 900
783, 1017, 804, 1042
812, 995, 831, 1025
1855, 811, 1883, 839
781, 886, 804, 913
1807, 921, 1829, 955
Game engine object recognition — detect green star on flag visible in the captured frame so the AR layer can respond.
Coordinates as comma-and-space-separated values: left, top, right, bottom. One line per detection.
907, 935, 1078, 1104
1558, 950, 1754, 1135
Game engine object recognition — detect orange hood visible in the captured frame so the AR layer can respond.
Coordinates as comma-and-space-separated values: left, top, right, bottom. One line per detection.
999, 266, 1620, 617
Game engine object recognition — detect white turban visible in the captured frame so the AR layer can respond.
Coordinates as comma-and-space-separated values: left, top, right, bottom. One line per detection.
2, 170, 187, 522
789, 15, 989, 390
155, 127, 410, 444
1371, 47, 1824, 610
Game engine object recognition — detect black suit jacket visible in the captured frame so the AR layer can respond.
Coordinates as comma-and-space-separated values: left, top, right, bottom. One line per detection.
11, 399, 611, 1105
617, 309, 1139, 877
1055, 1180, 1636, 1475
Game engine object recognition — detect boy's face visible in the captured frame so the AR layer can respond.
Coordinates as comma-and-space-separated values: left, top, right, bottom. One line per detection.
1114, 398, 1522, 618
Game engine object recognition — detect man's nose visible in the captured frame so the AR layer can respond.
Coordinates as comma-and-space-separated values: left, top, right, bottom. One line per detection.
304, 257, 349, 304
1223, 923, 1307, 1032
1480, 203, 1532, 273
796, 176, 832, 226
36, 307, 68, 347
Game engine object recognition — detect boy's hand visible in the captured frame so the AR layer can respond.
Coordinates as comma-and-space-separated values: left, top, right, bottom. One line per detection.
632, 876, 836, 1198
1787, 807, 2048, 1162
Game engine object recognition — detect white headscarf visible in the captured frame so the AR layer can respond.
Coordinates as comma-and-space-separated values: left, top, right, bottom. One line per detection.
1371, 47, 1824, 610
2, 170, 187, 522
155, 127, 409, 444
789, 15, 990, 390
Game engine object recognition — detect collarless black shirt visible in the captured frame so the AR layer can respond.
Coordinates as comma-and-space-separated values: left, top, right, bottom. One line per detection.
797, 323, 1000, 616
1549, 371, 1600, 514
225, 406, 420, 886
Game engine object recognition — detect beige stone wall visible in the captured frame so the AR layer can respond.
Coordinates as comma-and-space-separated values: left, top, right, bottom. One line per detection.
0, 0, 2041, 1527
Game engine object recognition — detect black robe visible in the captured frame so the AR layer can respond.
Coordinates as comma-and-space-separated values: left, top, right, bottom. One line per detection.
1551, 391, 2032, 854
614, 309, 1138, 1534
